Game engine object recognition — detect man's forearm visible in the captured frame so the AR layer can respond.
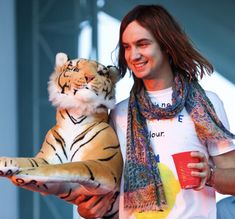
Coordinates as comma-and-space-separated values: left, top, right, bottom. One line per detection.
213, 168, 235, 195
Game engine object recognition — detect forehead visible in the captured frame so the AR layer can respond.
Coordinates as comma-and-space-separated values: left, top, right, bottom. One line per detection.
122, 21, 154, 43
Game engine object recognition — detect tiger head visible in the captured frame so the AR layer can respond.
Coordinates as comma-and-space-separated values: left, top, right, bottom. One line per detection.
48, 53, 120, 115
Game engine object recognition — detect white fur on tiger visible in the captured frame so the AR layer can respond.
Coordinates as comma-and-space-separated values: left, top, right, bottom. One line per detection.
0, 53, 123, 219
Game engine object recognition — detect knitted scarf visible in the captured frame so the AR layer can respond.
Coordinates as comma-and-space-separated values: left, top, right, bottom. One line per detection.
124, 73, 235, 211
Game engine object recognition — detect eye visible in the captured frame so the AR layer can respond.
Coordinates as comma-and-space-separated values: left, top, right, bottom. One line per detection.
74, 67, 80, 72
136, 39, 152, 48
137, 42, 149, 48
122, 44, 130, 50
97, 70, 106, 76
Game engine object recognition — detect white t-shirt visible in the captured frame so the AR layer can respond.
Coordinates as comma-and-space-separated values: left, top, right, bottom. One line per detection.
110, 87, 235, 219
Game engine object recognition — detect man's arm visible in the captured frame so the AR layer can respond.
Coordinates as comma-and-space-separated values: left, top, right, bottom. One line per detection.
212, 150, 235, 195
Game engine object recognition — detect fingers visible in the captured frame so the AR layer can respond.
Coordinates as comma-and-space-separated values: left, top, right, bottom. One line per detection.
187, 161, 207, 171
190, 151, 207, 161
75, 192, 114, 218
187, 151, 211, 190
187, 151, 207, 172
74, 194, 91, 205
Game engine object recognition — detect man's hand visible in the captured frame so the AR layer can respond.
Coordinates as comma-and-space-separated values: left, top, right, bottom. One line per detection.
187, 151, 211, 190
75, 192, 115, 219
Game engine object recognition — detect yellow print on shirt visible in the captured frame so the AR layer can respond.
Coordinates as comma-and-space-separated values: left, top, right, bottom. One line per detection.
135, 163, 180, 219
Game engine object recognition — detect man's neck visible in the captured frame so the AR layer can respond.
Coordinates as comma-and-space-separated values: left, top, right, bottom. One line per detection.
143, 74, 174, 91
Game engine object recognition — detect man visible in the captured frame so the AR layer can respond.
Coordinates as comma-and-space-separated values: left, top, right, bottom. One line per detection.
76, 5, 235, 219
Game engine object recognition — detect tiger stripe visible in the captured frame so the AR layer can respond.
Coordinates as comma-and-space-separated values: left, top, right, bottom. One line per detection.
31, 159, 39, 167
52, 129, 68, 160
60, 188, 72, 199
55, 153, 63, 163
103, 144, 120, 150
84, 163, 95, 181
71, 123, 99, 150
70, 125, 109, 161
98, 152, 118, 162
59, 110, 65, 119
66, 110, 87, 124
45, 140, 56, 151
28, 159, 36, 167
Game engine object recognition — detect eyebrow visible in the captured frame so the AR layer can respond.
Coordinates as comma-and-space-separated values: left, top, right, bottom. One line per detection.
122, 38, 153, 45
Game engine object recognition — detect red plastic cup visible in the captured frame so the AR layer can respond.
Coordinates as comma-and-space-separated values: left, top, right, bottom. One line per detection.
172, 151, 200, 189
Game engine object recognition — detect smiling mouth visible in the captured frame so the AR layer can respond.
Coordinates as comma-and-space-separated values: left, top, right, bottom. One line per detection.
133, 61, 147, 70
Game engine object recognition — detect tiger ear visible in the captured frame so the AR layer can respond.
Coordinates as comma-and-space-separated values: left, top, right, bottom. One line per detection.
55, 52, 69, 73
55, 52, 69, 67
107, 65, 121, 84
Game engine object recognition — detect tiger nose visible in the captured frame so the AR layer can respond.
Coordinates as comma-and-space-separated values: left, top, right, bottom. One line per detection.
85, 75, 95, 83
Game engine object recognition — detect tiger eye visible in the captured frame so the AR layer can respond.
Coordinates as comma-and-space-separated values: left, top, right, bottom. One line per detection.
74, 67, 80, 72
97, 70, 105, 76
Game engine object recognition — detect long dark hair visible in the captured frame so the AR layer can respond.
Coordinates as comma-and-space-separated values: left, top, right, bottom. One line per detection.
118, 5, 213, 85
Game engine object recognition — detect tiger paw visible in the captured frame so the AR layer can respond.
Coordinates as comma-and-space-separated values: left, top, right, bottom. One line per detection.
11, 168, 41, 185
12, 175, 46, 189
11, 171, 64, 196
0, 157, 19, 177
11, 172, 50, 195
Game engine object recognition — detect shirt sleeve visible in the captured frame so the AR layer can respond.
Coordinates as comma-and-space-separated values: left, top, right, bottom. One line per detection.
206, 91, 235, 156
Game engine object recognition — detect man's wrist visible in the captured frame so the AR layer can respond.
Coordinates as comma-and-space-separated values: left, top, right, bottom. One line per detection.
206, 165, 216, 187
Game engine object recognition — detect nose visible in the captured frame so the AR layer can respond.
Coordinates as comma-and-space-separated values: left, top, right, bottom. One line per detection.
85, 75, 95, 83
129, 47, 141, 61
84, 73, 95, 83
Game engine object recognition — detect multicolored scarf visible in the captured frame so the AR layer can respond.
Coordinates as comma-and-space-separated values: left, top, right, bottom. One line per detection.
124, 73, 235, 211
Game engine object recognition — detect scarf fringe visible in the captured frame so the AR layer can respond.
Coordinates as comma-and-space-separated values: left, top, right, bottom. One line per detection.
124, 184, 167, 212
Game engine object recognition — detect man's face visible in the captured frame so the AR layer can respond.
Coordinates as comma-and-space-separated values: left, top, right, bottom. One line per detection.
122, 21, 170, 85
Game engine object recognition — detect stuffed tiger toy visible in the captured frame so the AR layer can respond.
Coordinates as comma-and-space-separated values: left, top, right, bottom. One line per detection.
0, 52, 123, 219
